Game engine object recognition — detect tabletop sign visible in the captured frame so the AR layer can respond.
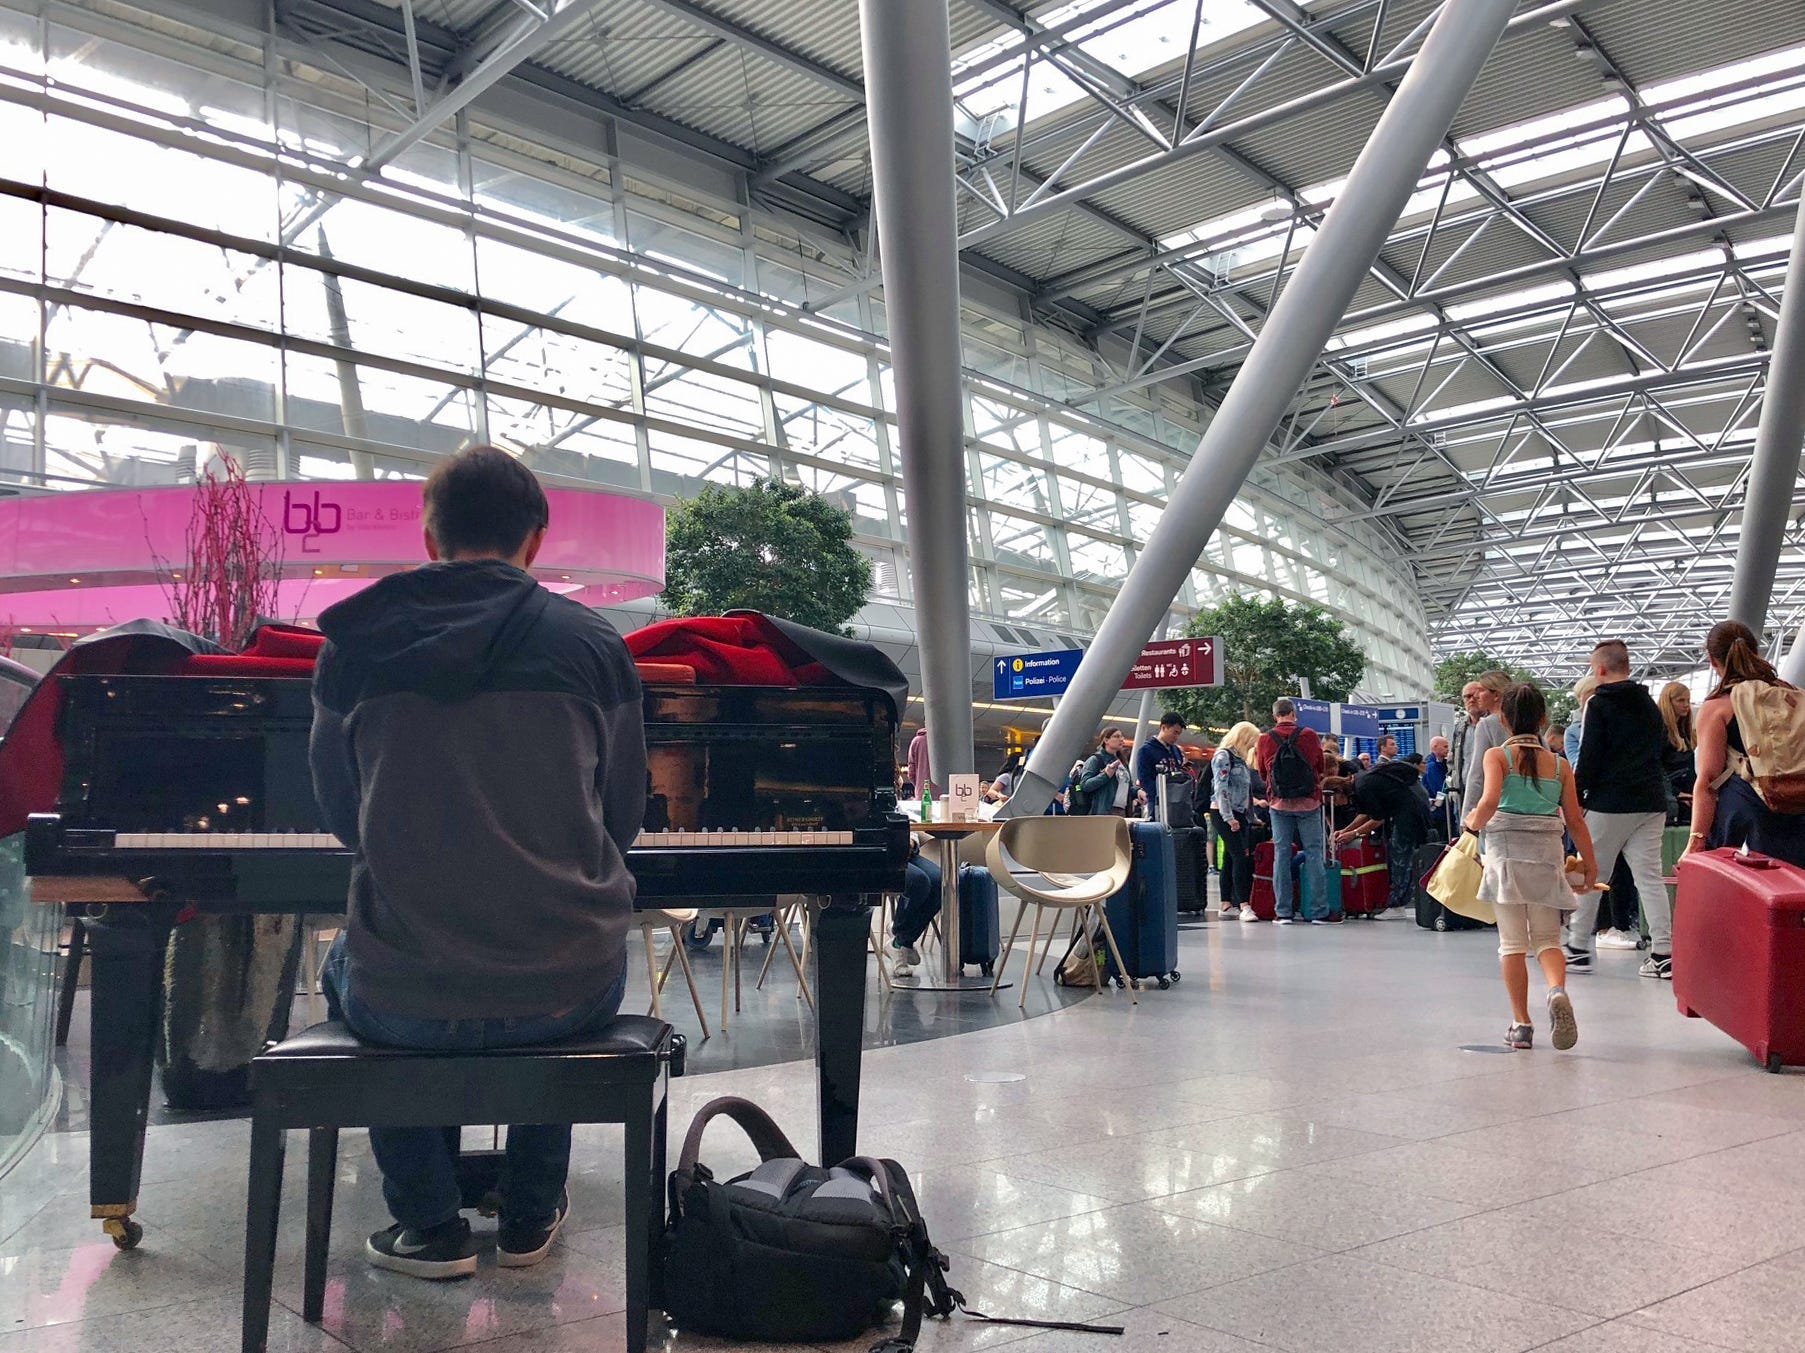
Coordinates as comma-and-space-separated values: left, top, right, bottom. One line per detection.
1121, 636, 1222, 692
946, 774, 982, 821
992, 648, 1084, 699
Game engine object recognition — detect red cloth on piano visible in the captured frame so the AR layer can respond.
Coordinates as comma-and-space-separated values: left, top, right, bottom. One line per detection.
623, 613, 835, 687
0, 621, 327, 839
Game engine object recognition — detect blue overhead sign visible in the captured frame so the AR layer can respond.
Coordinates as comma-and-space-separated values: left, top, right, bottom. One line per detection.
1338, 704, 1383, 738
993, 648, 1085, 699
1378, 705, 1425, 723
1294, 698, 1332, 732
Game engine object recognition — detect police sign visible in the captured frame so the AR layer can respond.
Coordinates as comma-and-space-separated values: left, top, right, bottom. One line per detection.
992, 648, 1084, 700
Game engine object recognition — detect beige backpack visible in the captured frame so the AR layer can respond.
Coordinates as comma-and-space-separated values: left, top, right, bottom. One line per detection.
1722, 680, 1805, 813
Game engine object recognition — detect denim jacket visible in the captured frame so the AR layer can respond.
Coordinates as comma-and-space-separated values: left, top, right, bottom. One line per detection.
1212, 745, 1252, 820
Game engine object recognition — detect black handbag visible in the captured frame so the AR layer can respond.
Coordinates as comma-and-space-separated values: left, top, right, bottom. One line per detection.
660, 1096, 1124, 1350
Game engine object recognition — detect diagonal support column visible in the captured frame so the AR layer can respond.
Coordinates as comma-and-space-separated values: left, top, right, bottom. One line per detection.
1728, 207, 1805, 632
858, 0, 974, 794
1005, 0, 1517, 818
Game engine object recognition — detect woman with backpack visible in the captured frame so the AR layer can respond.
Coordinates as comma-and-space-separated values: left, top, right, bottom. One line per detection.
1688, 621, 1805, 864
1076, 727, 1139, 817
1212, 722, 1260, 919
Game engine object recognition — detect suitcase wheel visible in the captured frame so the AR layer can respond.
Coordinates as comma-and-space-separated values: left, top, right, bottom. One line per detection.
980, 962, 994, 978
1168, 971, 1181, 983
1767, 1052, 1785, 1074
1155, 976, 1171, 990
1434, 913, 1449, 932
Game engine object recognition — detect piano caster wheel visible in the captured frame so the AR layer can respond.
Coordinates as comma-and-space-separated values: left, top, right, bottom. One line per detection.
104, 1218, 143, 1250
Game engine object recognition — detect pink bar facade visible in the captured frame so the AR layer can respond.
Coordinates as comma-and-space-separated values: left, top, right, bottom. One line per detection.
0, 483, 664, 632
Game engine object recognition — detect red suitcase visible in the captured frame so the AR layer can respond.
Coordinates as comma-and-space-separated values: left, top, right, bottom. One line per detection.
1338, 838, 1389, 916
1673, 849, 1805, 1072
1250, 839, 1278, 920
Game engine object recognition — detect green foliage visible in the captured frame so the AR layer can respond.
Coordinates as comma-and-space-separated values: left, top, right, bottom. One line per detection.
1431, 651, 1530, 702
1165, 595, 1366, 729
662, 477, 873, 634
1433, 651, 1576, 729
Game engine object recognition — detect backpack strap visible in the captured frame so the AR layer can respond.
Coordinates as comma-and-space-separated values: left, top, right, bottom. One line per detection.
673, 1096, 802, 1196
866, 1158, 1123, 1353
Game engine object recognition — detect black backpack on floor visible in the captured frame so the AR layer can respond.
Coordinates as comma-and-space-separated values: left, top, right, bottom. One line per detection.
660, 1097, 1124, 1349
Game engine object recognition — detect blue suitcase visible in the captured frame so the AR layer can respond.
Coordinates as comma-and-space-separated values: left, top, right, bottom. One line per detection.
1286, 847, 1346, 921
957, 863, 1000, 976
1105, 821, 1181, 989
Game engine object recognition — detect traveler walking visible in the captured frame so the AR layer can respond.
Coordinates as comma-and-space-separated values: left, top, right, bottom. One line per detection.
1463, 683, 1597, 1051
1563, 641, 1673, 979
1255, 698, 1332, 924
1212, 722, 1260, 919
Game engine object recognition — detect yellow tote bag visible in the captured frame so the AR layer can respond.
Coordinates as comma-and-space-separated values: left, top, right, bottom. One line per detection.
1426, 831, 1495, 925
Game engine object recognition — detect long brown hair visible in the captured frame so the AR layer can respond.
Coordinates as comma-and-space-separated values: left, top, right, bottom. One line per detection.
1705, 621, 1782, 700
1500, 682, 1548, 783
1095, 726, 1123, 752
1657, 681, 1695, 752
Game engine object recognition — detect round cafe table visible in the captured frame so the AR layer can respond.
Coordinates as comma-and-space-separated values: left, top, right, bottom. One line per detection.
901, 818, 1009, 992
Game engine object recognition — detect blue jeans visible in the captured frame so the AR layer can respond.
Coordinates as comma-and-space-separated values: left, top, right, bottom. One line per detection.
893, 855, 942, 947
321, 933, 627, 1231
1271, 809, 1326, 920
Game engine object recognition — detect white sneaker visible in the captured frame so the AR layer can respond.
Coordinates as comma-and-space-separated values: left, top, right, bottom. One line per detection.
1597, 930, 1640, 950
1240, 907, 1261, 922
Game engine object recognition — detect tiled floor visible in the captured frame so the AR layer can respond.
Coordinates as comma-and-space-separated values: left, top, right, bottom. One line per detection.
8, 912, 1805, 1353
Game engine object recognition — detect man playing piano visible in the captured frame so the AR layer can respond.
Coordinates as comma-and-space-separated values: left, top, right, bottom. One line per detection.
310, 445, 646, 1279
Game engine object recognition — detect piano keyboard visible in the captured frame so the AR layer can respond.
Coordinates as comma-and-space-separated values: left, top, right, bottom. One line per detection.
110, 829, 857, 850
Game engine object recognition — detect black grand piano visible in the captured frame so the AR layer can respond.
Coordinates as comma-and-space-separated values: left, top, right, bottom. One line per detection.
25, 652, 909, 1249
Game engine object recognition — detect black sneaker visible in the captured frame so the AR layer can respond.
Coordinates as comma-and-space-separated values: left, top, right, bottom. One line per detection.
497, 1191, 570, 1268
1562, 945, 1593, 973
1310, 914, 1345, 925
1639, 952, 1672, 980
366, 1216, 477, 1279
1505, 1023, 1534, 1050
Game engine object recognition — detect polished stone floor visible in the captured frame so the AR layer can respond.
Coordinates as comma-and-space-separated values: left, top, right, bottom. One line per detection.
9, 912, 1805, 1353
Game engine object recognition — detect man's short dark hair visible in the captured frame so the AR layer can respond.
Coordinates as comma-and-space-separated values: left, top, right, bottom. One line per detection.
1590, 639, 1630, 675
1159, 711, 1185, 730
1273, 697, 1295, 719
423, 445, 550, 558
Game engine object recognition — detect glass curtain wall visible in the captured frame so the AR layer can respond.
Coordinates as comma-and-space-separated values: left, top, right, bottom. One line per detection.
0, 2, 1430, 698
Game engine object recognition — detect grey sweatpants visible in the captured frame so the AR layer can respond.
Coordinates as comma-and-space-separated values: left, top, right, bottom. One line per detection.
1564, 809, 1669, 954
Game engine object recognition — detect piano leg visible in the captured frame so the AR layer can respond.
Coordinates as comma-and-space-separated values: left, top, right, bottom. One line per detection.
812, 899, 869, 1165
82, 898, 178, 1248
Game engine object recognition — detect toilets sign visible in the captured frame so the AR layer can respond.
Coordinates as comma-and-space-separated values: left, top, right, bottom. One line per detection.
1121, 636, 1222, 692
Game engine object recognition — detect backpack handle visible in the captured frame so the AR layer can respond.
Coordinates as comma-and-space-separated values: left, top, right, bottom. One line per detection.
675, 1095, 802, 1189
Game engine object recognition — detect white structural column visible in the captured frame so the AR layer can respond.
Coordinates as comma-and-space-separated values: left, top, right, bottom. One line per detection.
1728, 208, 1805, 632
858, 0, 974, 790
1006, 0, 1517, 817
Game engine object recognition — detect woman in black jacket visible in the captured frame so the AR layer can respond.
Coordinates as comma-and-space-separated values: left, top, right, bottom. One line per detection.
1657, 681, 1696, 824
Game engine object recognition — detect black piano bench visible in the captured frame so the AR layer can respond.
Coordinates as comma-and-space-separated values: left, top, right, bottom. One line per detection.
240, 1015, 674, 1353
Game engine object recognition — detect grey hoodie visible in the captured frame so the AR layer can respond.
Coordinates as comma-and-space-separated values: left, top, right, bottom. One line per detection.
310, 559, 645, 1019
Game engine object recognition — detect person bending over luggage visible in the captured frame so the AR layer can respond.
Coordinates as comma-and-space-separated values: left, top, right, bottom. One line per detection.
1463, 683, 1596, 1053
1688, 620, 1805, 866
311, 446, 645, 1279
889, 838, 942, 975
1330, 758, 1434, 913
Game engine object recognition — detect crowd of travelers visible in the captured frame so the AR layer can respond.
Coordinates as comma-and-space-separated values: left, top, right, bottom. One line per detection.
897, 621, 1802, 1049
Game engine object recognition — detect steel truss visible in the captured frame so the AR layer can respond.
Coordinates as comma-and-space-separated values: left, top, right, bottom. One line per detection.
58, 0, 1805, 677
